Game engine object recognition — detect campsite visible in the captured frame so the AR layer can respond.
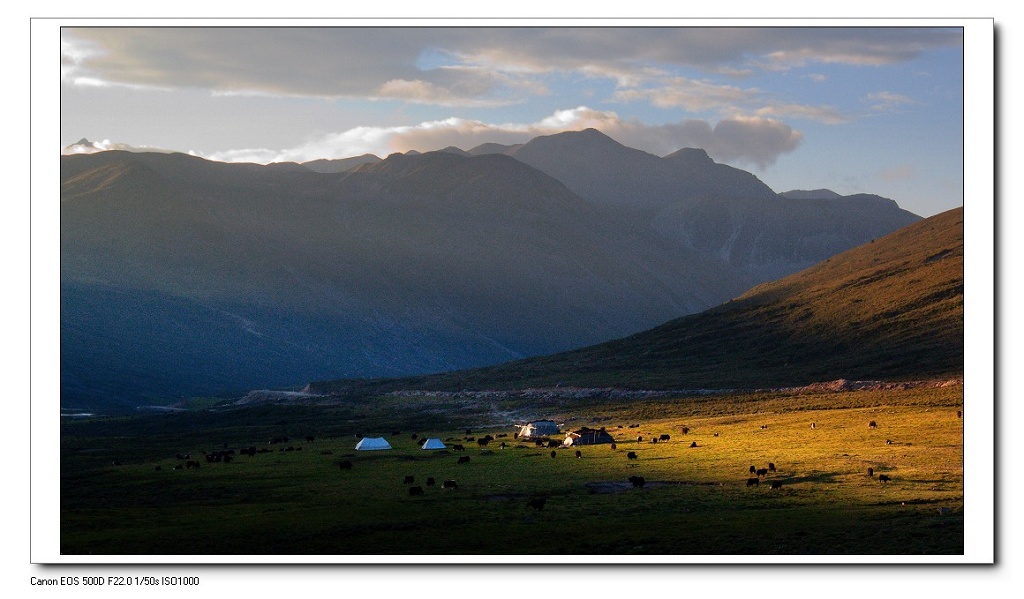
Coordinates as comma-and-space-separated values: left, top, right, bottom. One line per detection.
60, 383, 963, 555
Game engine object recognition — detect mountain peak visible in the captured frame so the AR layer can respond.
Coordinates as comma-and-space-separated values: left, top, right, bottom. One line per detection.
779, 189, 843, 200
664, 147, 714, 166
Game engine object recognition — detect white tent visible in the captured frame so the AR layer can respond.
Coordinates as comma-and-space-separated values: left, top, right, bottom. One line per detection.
354, 437, 392, 450
420, 438, 447, 450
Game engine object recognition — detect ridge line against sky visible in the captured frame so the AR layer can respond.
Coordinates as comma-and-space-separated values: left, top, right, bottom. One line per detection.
59, 23, 967, 217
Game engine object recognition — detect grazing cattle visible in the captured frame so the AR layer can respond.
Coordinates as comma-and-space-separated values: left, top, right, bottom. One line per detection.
497, 433, 508, 438
651, 438, 658, 444
466, 429, 473, 435
867, 467, 874, 477
112, 461, 122, 466
713, 432, 719, 437
760, 424, 768, 430
878, 474, 891, 483
628, 475, 646, 488
306, 435, 315, 443
534, 439, 545, 447
681, 427, 690, 435
338, 461, 353, 470
442, 480, 458, 490
477, 438, 490, 446
575, 450, 582, 459
452, 444, 465, 452
627, 451, 638, 460
610, 443, 617, 450
769, 481, 783, 490
403, 475, 414, 484
869, 421, 877, 429
173, 464, 183, 470
810, 423, 816, 429
500, 442, 506, 449
660, 434, 671, 441
750, 465, 757, 474
426, 477, 435, 486
458, 456, 471, 464
637, 436, 643, 443
689, 441, 697, 448
408, 486, 424, 496
746, 478, 760, 487
957, 410, 962, 419
155, 465, 162, 471
886, 439, 893, 445
550, 451, 557, 458
768, 462, 776, 472
465, 437, 475, 442
527, 497, 547, 511
756, 468, 768, 477
547, 440, 560, 448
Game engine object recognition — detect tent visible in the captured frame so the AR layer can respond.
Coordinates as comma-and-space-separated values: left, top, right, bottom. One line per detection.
420, 438, 447, 450
518, 420, 560, 438
563, 427, 615, 446
354, 437, 392, 450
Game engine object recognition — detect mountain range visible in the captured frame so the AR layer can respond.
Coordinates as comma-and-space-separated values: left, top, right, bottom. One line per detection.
310, 205, 962, 395
60, 129, 921, 410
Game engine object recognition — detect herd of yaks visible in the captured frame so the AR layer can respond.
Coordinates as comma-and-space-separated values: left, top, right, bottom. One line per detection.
131, 412, 964, 492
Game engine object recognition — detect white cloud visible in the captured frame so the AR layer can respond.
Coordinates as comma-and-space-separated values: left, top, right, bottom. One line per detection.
204, 107, 801, 170
754, 103, 850, 125
60, 139, 176, 156
867, 91, 920, 112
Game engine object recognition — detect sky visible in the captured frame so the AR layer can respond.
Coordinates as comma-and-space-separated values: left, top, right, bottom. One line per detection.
58, 24, 967, 217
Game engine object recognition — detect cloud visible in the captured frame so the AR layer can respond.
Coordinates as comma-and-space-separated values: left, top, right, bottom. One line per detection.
60, 139, 176, 156
60, 27, 962, 105
754, 103, 850, 125
867, 91, 920, 112
611, 76, 758, 112
205, 107, 801, 170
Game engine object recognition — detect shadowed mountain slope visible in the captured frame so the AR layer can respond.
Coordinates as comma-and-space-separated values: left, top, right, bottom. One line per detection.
309, 207, 963, 394
471, 129, 921, 280
61, 131, 923, 410
61, 149, 745, 409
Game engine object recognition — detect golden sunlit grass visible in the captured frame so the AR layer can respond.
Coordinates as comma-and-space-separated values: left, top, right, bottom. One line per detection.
60, 385, 963, 556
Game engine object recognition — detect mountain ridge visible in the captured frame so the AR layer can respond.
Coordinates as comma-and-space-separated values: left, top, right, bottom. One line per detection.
60, 131, 925, 410
308, 206, 963, 396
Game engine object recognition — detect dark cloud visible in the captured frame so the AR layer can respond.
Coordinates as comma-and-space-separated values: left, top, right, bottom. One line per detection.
62, 27, 963, 102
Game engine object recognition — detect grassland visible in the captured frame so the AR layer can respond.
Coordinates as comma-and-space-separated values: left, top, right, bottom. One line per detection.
60, 384, 964, 556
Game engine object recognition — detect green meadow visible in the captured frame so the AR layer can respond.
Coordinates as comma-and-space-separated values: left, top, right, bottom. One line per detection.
60, 384, 964, 556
